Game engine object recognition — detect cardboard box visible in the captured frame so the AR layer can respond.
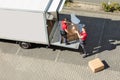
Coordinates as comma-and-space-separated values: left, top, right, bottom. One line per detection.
88, 58, 104, 73
67, 34, 78, 41
67, 25, 79, 41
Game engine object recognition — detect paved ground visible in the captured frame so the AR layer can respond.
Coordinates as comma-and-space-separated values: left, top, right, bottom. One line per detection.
0, 11, 120, 79
0, 1, 120, 79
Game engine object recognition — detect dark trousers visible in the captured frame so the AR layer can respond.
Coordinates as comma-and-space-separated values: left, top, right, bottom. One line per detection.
60, 30, 68, 44
79, 39, 87, 54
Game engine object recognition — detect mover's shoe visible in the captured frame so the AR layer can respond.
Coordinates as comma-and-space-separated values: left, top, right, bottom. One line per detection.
83, 54, 88, 58
65, 43, 70, 45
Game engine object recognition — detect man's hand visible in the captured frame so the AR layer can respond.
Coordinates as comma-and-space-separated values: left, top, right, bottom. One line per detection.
65, 29, 69, 33
74, 30, 79, 34
74, 30, 82, 39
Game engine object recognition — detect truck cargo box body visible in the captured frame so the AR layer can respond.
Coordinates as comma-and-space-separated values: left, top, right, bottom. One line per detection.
0, 0, 66, 45
0, 9, 49, 44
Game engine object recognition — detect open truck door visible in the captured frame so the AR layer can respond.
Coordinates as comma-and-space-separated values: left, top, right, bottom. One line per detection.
47, 0, 66, 12
47, 0, 81, 49
46, 0, 67, 45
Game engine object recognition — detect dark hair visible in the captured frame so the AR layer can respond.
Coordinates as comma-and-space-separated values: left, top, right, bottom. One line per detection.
82, 27, 86, 31
63, 18, 67, 21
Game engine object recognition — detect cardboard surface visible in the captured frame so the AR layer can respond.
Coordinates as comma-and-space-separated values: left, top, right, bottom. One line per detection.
67, 24, 79, 41
88, 58, 104, 73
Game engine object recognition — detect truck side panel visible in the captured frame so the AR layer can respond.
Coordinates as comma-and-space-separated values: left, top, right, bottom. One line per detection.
0, 9, 49, 44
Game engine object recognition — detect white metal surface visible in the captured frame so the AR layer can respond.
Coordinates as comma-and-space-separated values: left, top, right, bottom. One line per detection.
0, 0, 66, 12
0, 0, 50, 12
51, 41, 80, 49
48, 0, 66, 12
0, 0, 66, 45
58, 0, 66, 12
71, 14, 80, 24
0, 9, 48, 44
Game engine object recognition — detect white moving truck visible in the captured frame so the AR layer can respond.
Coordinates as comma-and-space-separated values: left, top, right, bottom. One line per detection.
0, 0, 80, 49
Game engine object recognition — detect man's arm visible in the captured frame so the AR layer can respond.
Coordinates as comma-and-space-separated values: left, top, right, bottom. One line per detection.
65, 29, 69, 33
75, 31, 82, 39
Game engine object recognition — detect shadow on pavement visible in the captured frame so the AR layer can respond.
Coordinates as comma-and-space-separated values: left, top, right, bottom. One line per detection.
102, 60, 110, 69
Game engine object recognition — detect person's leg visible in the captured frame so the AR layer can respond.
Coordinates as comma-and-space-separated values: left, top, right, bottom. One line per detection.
63, 32, 69, 45
64, 35, 68, 44
83, 40, 86, 45
60, 31, 65, 44
79, 43, 86, 54
79, 40, 88, 58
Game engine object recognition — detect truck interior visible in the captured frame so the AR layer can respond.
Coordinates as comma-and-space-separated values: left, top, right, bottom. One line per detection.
46, 12, 58, 36
47, 13, 82, 49
45, 0, 81, 50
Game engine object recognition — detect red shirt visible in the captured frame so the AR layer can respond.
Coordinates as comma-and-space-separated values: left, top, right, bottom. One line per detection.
61, 21, 68, 30
80, 31, 88, 41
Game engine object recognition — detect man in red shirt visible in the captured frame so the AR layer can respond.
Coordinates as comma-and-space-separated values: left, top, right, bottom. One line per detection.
75, 27, 88, 58
60, 18, 69, 45
77, 27, 88, 43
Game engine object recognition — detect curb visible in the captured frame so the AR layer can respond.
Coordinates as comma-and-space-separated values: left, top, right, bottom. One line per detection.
62, 1, 120, 20
61, 8, 120, 20
63, 7, 120, 16
73, 0, 100, 6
